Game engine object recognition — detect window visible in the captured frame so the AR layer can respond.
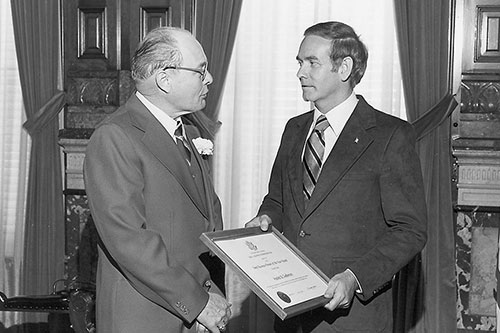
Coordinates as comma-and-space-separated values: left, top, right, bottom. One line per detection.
0, 0, 30, 327
213, 2, 406, 326
214, 0, 405, 230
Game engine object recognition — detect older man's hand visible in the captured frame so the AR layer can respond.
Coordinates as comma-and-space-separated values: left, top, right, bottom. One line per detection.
196, 293, 231, 332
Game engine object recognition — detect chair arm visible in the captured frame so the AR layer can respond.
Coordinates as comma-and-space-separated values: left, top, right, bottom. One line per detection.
0, 291, 69, 313
68, 289, 96, 333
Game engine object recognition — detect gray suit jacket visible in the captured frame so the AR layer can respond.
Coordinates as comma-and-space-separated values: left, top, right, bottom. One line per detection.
259, 96, 427, 332
84, 94, 223, 333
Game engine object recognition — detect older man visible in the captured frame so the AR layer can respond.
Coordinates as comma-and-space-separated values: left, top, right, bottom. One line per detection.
84, 27, 231, 333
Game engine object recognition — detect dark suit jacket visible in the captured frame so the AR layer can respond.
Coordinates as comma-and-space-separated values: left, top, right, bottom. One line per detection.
259, 96, 427, 332
84, 94, 223, 333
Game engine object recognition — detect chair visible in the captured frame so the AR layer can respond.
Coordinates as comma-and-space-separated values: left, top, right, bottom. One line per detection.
0, 279, 95, 333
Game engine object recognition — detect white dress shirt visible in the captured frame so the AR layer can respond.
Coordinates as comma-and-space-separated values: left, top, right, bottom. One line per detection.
302, 92, 359, 162
136, 91, 184, 140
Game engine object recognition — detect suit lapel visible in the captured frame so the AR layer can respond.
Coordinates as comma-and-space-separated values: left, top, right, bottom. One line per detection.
303, 97, 376, 219
126, 96, 209, 220
184, 124, 212, 219
185, 124, 223, 232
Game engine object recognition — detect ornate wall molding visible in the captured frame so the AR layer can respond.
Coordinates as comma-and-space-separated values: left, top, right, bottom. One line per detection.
59, 138, 89, 191
461, 81, 500, 114
454, 149, 500, 206
456, 210, 498, 331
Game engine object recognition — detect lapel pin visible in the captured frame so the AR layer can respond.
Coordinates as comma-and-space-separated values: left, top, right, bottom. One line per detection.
354, 138, 359, 144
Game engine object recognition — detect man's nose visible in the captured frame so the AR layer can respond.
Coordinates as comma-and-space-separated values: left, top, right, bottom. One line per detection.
205, 71, 214, 85
297, 65, 307, 79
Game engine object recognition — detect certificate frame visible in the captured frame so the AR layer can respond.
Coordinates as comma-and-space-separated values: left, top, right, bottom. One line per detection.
200, 226, 329, 320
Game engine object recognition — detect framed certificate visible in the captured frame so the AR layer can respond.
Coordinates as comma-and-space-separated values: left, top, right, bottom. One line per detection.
200, 226, 329, 320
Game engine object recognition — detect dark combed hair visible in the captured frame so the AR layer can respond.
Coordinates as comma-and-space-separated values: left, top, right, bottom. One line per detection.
304, 21, 368, 88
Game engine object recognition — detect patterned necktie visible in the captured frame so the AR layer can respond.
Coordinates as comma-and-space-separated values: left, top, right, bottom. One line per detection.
303, 115, 329, 200
174, 120, 191, 165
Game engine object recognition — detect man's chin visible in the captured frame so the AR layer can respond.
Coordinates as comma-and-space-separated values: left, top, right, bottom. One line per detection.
301, 93, 313, 102
191, 102, 206, 113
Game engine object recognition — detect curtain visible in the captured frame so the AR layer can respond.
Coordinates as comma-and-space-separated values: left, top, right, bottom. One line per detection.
214, 1, 406, 332
497, 236, 500, 333
185, 0, 242, 140
0, 0, 30, 328
394, 1, 457, 332
11, 0, 65, 325
196, 0, 242, 122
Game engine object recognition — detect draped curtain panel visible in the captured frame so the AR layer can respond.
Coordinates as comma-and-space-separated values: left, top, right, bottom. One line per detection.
0, 1, 30, 327
186, 0, 242, 140
10, 0, 65, 324
394, 0, 457, 332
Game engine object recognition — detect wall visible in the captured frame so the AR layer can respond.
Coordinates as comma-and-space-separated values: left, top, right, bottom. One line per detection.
452, 0, 500, 331
59, 0, 195, 286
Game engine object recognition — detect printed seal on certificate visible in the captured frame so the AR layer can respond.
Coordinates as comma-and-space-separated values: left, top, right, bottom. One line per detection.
200, 226, 329, 320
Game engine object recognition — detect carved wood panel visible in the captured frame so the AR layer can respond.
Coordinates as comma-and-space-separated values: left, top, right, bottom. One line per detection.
62, 0, 194, 131
60, 0, 195, 287
458, 77, 500, 140
476, 6, 500, 63
78, 7, 107, 59
453, 0, 500, 149
454, 1, 500, 332
462, 0, 500, 72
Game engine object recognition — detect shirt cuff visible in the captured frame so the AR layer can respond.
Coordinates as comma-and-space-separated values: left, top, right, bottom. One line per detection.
346, 268, 363, 294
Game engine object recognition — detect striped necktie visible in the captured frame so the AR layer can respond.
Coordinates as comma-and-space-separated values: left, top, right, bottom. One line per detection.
303, 115, 329, 200
174, 120, 192, 165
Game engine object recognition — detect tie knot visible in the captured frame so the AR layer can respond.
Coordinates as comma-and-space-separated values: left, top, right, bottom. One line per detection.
314, 115, 329, 133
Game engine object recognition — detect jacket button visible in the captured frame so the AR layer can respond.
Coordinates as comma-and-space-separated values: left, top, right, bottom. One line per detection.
204, 280, 212, 288
299, 230, 306, 237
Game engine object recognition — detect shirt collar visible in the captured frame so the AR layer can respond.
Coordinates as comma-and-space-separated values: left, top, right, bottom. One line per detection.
136, 91, 178, 139
314, 92, 358, 136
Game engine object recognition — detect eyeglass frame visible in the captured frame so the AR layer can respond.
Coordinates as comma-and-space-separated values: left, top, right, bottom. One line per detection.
163, 65, 208, 81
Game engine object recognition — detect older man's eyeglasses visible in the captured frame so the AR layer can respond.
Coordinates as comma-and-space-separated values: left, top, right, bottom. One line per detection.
164, 66, 207, 81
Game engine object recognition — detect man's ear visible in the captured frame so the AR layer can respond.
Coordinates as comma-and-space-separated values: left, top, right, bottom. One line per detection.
339, 56, 353, 82
155, 70, 172, 93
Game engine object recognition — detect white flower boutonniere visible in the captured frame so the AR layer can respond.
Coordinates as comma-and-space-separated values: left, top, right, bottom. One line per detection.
192, 137, 214, 156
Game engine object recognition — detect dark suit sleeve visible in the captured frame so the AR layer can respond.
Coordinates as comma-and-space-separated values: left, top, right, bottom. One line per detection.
349, 123, 427, 300
84, 123, 208, 323
257, 121, 297, 231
